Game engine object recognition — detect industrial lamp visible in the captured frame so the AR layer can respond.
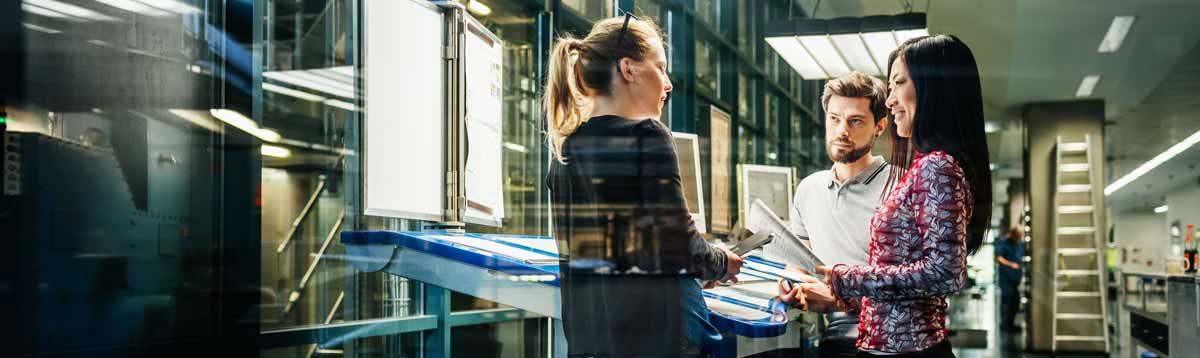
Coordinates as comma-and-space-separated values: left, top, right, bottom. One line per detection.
764, 13, 928, 79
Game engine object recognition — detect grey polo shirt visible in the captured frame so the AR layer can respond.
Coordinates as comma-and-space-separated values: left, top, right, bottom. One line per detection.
762, 156, 891, 267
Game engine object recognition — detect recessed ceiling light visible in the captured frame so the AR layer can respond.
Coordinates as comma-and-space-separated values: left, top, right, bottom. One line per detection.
1075, 75, 1100, 97
1098, 16, 1136, 53
1153, 205, 1168, 214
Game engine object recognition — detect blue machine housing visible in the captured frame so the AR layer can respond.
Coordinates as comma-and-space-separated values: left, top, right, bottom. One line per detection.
340, 231, 790, 339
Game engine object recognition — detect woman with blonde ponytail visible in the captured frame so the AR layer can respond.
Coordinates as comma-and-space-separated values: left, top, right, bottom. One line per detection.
546, 13, 742, 357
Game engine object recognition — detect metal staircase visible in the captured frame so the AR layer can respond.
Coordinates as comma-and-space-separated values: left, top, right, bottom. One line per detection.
1051, 135, 1109, 353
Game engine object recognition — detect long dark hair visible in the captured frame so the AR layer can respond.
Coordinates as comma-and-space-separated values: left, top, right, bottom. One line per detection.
884, 34, 992, 255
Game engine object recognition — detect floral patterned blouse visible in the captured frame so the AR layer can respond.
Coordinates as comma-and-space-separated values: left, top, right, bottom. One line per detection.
828, 151, 972, 353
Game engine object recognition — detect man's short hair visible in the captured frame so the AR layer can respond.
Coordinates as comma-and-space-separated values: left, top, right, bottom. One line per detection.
820, 71, 887, 122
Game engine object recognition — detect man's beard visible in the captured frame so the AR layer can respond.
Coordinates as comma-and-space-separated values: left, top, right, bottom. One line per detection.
827, 140, 872, 164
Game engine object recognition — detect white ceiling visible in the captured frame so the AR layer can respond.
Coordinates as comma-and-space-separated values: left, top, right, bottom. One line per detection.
795, 0, 1200, 205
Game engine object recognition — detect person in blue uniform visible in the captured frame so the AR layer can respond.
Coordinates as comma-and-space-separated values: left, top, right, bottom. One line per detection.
996, 226, 1025, 332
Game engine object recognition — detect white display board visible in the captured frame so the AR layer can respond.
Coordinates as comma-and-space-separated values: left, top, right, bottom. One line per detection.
672, 132, 706, 234
363, 0, 444, 221
737, 164, 794, 223
463, 20, 506, 227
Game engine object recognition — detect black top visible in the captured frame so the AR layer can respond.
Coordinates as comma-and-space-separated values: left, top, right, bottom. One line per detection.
547, 115, 726, 356
548, 115, 726, 277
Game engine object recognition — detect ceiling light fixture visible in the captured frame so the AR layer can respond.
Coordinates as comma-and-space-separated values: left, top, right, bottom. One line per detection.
168, 109, 223, 133
210, 109, 282, 143
465, 0, 491, 17
134, 0, 201, 14
1075, 75, 1100, 97
323, 99, 358, 111
261, 145, 292, 158
764, 13, 927, 79
24, 0, 120, 21
1105, 128, 1200, 196
1153, 205, 1168, 214
93, 0, 170, 16
503, 142, 528, 153
263, 66, 356, 99
1098, 16, 1136, 53
22, 4, 74, 19
22, 23, 63, 34
263, 82, 327, 102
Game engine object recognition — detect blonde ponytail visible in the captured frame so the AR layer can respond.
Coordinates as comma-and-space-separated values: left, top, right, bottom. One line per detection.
544, 37, 590, 163
543, 16, 664, 163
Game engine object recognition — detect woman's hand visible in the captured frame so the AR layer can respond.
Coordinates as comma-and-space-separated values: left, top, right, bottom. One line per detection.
777, 278, 806, 308
719, 246, 743, 283
701, 247, 743, 289
790, 266, 842, 313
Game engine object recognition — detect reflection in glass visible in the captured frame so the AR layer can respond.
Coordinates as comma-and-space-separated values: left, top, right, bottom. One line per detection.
561, 0, 610, 22
696, 40, 720, 95
737, 0, 755, 61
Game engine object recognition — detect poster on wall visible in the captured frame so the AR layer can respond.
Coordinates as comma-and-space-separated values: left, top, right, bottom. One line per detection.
710, 106, 732, 233
463, 19, 506, 227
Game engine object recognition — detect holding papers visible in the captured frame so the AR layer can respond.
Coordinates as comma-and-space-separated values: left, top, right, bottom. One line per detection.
745, 199, 825, 276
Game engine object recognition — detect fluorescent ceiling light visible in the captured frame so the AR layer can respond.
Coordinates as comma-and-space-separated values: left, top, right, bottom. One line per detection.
466, 0, 491, 17
830, 33, 880, 75
1154, 205, 1168, 214
264, 66, 356, 99
862, 31, 898, 74
1075, 75, 1100, 97
323, 99, 358, 111
210, 108, 282, 143
765, 14, 924, 80
894, 28, 929, 44
263, 82, 327, 102
25, 0, 120, 21
798, 35, 851, 78
23, 22, 63, 34
503, 142, 528, 153
1098, 16, 1136, 53
261, 145, 292, 158
22, 4, 79, 20
1105, 128, 1200, 196
135, 0, 201, 14
765, 37, 826, 79
168, 109, 223, 133
93, 0, 169, 16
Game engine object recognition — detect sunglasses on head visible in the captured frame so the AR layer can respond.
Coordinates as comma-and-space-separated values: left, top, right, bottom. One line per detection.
615, 10, 638, 50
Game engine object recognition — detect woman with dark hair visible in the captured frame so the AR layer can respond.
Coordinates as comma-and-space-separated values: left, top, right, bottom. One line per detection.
779, 34, 992, 357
